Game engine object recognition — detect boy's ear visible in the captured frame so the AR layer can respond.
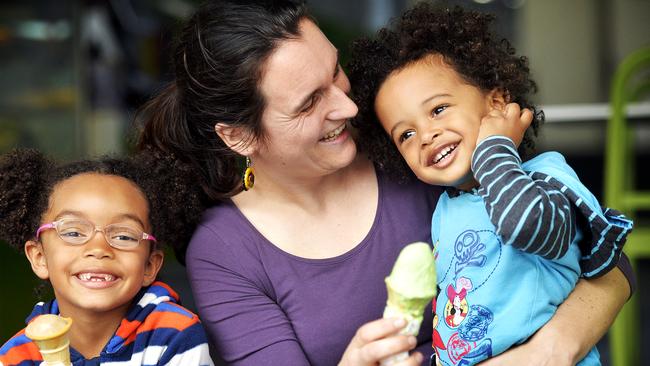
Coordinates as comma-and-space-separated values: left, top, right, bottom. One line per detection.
25, 240, 50, 280
142, 249, 164, 287
487, 88, 510, 111
214, 123, 257, 156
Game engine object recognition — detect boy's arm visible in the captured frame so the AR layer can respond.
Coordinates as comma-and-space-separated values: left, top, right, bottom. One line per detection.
472, 136, 575, 259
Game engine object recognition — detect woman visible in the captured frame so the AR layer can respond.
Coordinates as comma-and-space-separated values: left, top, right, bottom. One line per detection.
136, 1, 634, 365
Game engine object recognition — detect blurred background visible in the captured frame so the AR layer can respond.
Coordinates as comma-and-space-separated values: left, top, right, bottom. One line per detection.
0, 0, 648, 365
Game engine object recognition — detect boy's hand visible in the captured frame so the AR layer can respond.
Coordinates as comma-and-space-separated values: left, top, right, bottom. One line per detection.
477, 103, 533, 147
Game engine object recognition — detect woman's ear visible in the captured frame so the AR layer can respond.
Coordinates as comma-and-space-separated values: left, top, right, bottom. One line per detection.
142, 249, 164, 287
214, 123, 257, 156
25, 240, 50, 280
487, 88, 510, 111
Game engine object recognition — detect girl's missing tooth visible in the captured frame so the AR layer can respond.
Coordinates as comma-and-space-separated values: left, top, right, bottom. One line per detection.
0, 149, 213, 366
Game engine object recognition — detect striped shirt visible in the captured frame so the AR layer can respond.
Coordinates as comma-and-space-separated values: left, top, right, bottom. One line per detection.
470, 136, 632, 277
0, 281, 214, 366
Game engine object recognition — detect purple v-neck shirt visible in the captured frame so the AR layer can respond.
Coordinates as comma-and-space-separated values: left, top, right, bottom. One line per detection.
186, 169, 441, 365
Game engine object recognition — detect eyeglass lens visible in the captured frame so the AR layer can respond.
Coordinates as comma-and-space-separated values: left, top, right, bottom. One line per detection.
56, 219, 142, 249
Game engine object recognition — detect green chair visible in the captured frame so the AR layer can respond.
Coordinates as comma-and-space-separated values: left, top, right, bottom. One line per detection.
605, 47, 650, 366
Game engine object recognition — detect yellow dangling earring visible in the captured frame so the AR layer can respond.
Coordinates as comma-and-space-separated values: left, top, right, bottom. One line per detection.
243, 156, 255, 191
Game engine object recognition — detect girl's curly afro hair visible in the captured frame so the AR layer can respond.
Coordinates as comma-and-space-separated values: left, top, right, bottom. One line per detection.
348, 2, 544, 181
0, 148, 208, 265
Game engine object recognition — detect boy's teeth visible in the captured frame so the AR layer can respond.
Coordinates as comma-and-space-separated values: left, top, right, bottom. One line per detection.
433, 145, 457, 164
78, 273, 115, 282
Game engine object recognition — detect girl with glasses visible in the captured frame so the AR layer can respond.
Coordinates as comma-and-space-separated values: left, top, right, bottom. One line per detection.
0, 149, 213, 366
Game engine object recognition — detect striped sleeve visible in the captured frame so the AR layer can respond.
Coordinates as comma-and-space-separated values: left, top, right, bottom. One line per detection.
471, 136, 576, 259
0, 330, 42, 366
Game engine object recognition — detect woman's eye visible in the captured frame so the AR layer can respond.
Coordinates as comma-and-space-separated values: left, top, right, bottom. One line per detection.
398, 130, 416, 144
301, 95, 320, 113
431, 105, 448, 117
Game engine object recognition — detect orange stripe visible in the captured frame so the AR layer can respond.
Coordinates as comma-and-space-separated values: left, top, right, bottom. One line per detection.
115, 317, 142, 339
137, 310, 199, 334
1, 341, 42, 365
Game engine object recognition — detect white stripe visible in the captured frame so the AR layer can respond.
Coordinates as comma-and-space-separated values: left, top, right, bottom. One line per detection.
101, 345, 167, 366
165, 344, 214, 366
137, 293, 171, 307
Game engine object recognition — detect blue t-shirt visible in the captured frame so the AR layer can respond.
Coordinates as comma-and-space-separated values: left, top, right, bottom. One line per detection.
430, 137, 631, 366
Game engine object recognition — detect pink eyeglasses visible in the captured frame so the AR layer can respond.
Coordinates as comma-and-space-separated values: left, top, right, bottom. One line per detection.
36, 218, 157, 250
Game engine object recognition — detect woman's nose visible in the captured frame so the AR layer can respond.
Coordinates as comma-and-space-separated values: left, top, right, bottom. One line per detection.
326, 86, 358, 122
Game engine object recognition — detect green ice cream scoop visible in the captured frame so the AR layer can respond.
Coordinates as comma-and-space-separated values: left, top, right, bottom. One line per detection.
384, 242, 437, 319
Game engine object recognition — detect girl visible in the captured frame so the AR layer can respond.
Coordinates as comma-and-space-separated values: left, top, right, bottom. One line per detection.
349, 3, 632, 365
0, 149, 212, 365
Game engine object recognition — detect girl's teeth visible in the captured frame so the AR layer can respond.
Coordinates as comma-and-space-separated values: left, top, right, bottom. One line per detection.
78, 273, 115, 282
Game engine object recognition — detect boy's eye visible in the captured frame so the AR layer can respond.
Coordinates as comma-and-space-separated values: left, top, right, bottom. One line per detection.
431, 104, 448, 117
398, 130, 416, 144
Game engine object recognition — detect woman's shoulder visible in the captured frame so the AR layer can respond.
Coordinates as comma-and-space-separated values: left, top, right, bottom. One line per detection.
185, 201, 266, 267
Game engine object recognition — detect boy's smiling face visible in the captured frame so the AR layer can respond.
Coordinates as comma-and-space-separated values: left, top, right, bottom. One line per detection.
374, 55, 497, 189
25, 173, 163, 319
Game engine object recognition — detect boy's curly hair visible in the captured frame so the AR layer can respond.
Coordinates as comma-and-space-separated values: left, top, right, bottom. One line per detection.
348, 2, 544, 181
0, 148, 207, 265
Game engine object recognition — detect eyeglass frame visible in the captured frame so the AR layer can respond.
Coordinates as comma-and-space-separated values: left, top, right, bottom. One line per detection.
35, 218, 157, 250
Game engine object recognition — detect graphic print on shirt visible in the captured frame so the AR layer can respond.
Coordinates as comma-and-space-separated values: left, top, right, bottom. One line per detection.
435, 229, 501, 365
444, 281, 470, 328
431, 298, 447, 366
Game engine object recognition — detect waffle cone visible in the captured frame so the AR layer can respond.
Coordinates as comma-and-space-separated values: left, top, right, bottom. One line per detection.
25, 314, 72, 366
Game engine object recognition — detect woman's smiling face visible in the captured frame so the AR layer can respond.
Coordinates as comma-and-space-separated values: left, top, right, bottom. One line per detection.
374, 55, 493, 188
253, 19, 359, 180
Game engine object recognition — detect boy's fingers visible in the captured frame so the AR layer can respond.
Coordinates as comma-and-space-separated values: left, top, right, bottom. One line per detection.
504, 103, 521, 119
520, 108, 534, 126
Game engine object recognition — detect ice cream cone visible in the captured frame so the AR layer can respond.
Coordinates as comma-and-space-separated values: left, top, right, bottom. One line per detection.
381, 242, 437, 366
25, 314, 73, 366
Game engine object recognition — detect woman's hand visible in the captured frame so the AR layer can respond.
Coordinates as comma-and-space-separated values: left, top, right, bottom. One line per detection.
476, 325, 578, 366
339, 318, 423, 366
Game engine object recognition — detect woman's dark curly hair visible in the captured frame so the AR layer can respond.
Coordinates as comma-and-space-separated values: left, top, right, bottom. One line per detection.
349, 2, 544, 181
0, 148, 207, 265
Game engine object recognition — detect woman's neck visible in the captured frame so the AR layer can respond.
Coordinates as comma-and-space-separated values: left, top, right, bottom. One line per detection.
230, 154, 378, 259
237, 154, 372, 210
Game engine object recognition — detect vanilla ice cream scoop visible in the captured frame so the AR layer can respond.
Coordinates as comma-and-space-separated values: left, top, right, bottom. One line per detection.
25, 314, 73, 366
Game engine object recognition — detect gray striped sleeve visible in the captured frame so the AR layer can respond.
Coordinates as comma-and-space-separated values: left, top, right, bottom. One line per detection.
471, 136, 576, 259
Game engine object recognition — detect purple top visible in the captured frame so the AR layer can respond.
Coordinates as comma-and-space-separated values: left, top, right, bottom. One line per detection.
185, 169, 441, 365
